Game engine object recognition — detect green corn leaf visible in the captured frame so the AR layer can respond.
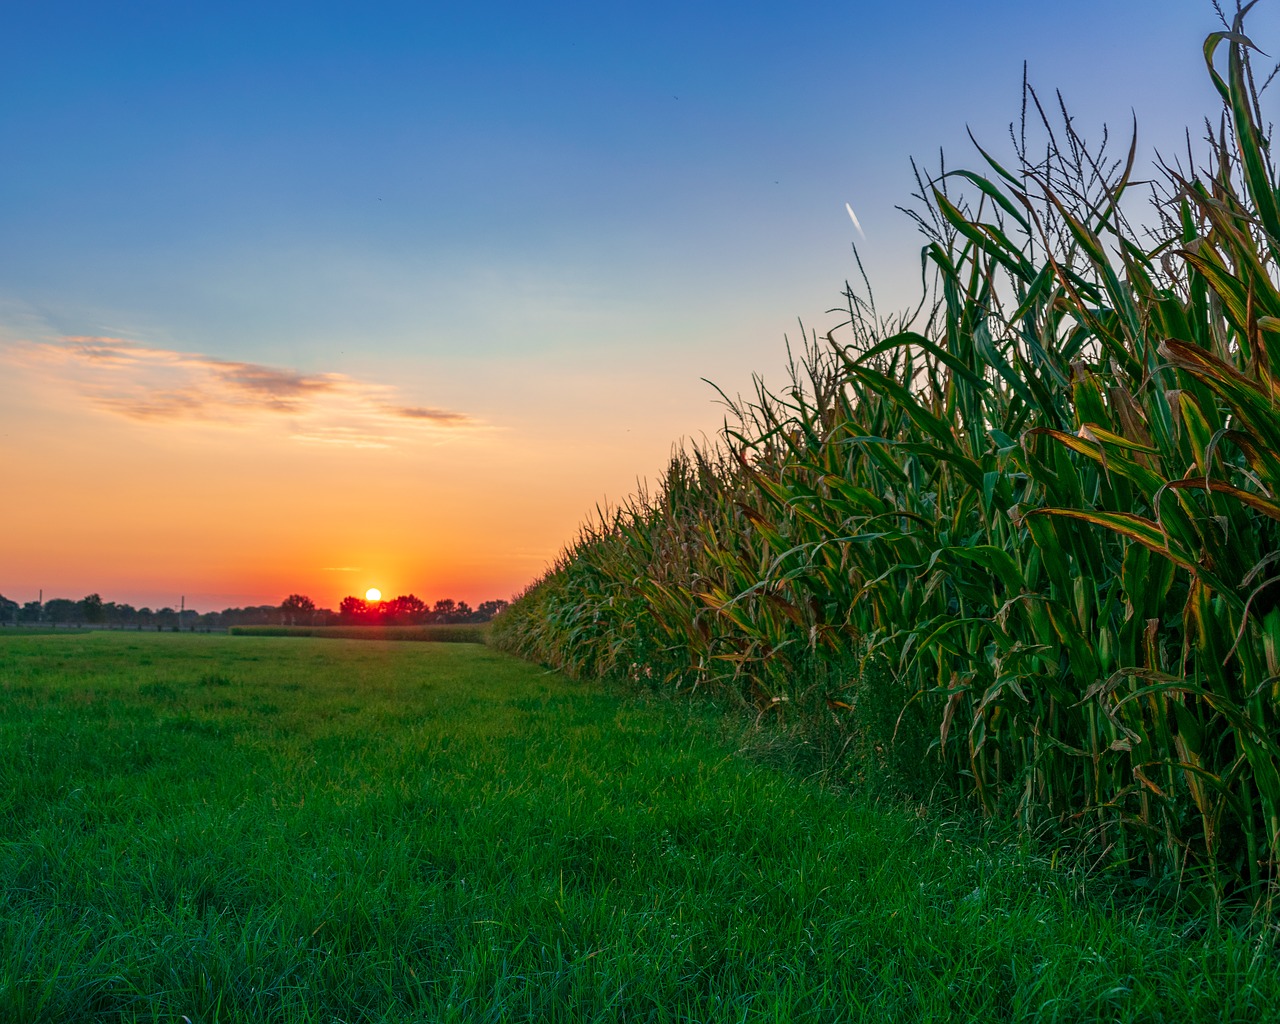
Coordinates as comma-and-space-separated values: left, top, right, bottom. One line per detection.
846, 330, 990, 391
933, 190, 1032, 280
951, 545, 1027, 595
1027, 507, 1197, 572
1162, 340, 1280, 451
1075, 422, 1160, 455
1166, 478, 1280, 522
1025, 427, 1167, 495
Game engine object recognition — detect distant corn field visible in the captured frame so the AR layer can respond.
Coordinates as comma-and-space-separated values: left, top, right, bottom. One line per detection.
493, 8, 1280, 901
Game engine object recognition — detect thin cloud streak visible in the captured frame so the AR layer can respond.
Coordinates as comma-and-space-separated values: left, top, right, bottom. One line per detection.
387, 405, 471, 424
845, 202, 866, 239
7, 336, 481, 448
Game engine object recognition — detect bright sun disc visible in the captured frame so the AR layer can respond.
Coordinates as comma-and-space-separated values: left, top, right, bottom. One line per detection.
365, 588, 382, 602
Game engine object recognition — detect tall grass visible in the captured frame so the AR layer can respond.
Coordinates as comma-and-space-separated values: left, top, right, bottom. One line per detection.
493, 6, 1280, 902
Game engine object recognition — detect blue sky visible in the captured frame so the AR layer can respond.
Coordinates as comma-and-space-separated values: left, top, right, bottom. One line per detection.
2, 1, 1274, 607
6, 2, 1255, 364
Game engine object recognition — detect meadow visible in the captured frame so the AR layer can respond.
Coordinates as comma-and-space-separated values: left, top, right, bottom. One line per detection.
2, 631, 1278, 1023
226, 625, 489, 643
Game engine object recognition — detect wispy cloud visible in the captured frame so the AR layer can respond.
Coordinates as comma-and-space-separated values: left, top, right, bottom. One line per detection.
845, 202, 866, 239
385, 405, 471, 424
6, 336, 481, 448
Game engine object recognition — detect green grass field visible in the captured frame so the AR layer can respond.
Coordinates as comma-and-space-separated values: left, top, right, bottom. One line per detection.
2, 632, 1276, 1023
226, 624, 488, 643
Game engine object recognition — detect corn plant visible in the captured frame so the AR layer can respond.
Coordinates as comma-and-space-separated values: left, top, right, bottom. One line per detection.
492, 4, 1280, 901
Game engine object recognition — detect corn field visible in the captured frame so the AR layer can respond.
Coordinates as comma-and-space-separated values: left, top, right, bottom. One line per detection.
493, 7, 1280, 900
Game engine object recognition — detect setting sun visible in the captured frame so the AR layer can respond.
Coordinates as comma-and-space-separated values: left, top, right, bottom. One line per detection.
365, 588, 382, 602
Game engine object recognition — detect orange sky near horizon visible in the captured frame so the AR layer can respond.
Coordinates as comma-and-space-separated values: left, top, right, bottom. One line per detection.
0, 332, 724, 612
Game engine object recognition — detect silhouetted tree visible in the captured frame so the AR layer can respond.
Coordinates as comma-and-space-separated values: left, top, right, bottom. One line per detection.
339, 595, 369, 623
43, 598, 79, 625
280, 593, 316, 625
380, 594, 415, 623
323, 593, 508, 626
79, 593, 105, 624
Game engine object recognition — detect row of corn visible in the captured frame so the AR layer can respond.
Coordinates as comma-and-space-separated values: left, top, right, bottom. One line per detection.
492, 11, 1280, 900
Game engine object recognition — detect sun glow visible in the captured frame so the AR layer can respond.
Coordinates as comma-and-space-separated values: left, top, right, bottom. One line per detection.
365, 588, 382, 602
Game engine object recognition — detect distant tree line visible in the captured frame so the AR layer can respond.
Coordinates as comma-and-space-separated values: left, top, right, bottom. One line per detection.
0, 593, 197, 629
0, 592, 509, 630
332, 594, 507, 625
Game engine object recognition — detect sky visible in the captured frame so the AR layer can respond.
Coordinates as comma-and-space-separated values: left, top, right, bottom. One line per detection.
2, 0, 1274, 612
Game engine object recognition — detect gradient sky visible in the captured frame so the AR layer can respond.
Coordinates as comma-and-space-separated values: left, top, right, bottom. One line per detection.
2, 1, 1273, 611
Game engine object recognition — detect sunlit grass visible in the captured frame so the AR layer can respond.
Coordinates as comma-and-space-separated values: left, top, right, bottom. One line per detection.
1, 631, 1277, 1022
227, 624, 488, 643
